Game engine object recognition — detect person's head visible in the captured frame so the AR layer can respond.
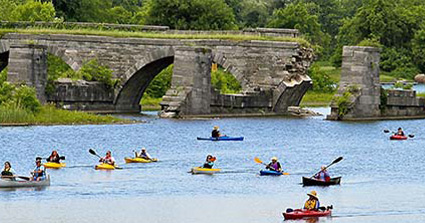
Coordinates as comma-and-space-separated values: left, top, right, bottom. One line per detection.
271, 157, 278, 163
4, 161, 11, 169
213, 126, 219, 130
307, 191, 318, 200
106, 151, 111, 157
52, 150, 58, 156
36, 158, 42, 166
321, 165, 327, 171
398, 127, 402, 131
141, 148, 146, 152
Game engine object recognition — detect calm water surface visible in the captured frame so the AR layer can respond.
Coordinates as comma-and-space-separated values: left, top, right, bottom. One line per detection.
1, 108, 425, 223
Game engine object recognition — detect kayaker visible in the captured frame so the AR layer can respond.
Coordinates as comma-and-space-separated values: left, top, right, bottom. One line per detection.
203, 155, 216, 169
99, 150, 116, 166
212, 126, 221, 138
304, 191, 320, 211
31, 158, 46, 181
136, 148, 152, 160
1, 161, 16, 180
314, 166, 330, 182
266, 157, 282, 172
396, 127, 405, 136
46, 150, 61, 163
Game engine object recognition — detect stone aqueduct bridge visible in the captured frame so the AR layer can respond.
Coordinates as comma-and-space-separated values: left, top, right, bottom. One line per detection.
0, 29, 313, 116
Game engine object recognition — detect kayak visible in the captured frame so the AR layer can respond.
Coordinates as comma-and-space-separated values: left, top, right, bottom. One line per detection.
190, 167, 221, 175
260, 170, 283, 176
283, 209, 332, 220
0, 175, 50, 188
390, 135, 408, 140
43, 162, 66, 169
124, 157, 158, 163
95, 163, 117, 170
196, 136, 244, 141
302, 177, 341, 186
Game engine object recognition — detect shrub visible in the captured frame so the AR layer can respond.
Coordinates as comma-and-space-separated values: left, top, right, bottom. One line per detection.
308, 64, 336, 93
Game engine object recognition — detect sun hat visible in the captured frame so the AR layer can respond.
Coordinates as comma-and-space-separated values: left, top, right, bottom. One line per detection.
307, 190, 318, 199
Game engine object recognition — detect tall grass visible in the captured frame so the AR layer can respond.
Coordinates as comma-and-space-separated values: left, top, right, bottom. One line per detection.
0, 105, 130, 125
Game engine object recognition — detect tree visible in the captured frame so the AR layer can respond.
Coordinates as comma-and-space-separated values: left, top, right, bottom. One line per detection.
10, 0, 56, 22
238, 0, 269, 28
268, 2, 330, 54
142, 0, 237, 30
412, 29, 425, 73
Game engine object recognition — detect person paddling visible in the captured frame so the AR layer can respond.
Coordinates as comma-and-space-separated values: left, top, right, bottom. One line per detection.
395, 127, 405, 136
31, 158, 46, 181
314, 166, 330, 182
47, 150, 61, 163
212, 126, 222, 138
304, 191, 320, 211
1, 161, 16, 180
202, 155, 216, 169
266, 157, 282, 172
136, 148, 152, 160
99, 150, 115, 166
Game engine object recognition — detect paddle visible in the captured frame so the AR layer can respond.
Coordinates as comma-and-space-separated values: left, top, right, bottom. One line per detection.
383, 129, 414, 138
254, 157, 289, 175
89, 149, 122, 169
37, 156, 66, 161
1, 175, 30, 181
310, 156, 343, 178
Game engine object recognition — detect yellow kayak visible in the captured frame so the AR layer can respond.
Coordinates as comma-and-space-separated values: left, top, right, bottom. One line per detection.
190, 167, 221, 175
95, 163, 117, 170
124, 157, 158, 163
43, 162, 66, 169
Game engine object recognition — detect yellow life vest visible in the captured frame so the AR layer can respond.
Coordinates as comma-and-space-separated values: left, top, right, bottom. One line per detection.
304, 199, 318, 210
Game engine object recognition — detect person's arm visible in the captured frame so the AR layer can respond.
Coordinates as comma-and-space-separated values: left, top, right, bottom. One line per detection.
277, 163, 282, 171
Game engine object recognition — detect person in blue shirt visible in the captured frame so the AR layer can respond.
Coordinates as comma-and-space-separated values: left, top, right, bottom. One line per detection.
31, 158, 46, 181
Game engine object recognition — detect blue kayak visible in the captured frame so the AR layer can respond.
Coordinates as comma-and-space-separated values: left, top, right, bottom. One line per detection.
197, 136, 244, 141
260, 170, 283, 176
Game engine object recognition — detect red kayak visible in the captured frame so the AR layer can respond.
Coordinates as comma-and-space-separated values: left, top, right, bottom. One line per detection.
283, 209, 332, 220
390, 135, 407, 140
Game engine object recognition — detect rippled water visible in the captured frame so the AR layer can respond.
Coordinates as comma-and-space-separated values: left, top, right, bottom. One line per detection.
1, 108, 425, 223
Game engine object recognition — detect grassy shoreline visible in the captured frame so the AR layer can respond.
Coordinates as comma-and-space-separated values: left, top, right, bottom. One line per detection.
0, 105, 136, 126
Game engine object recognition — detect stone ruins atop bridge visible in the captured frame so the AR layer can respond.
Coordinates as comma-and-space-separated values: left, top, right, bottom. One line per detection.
0, 28, 313, 117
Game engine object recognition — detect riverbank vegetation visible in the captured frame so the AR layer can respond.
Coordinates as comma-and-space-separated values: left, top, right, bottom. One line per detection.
0, 69, 128, 125
2, 0, 425, 108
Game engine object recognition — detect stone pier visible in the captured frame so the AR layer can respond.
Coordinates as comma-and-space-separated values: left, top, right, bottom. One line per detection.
7, 44, 47, 103
160, 47, 212, 117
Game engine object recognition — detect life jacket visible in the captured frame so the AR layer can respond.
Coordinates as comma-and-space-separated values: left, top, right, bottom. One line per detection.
304, 199, 320, 210
316, 171, 330, 182
1, 168, 13, 176
203, 162, 214, 169
212, 130, 220, 138
34, 166, 45, 178
270, 162, 279, 171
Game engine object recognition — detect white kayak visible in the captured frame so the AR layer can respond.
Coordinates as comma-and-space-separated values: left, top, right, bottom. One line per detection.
0, 175, 50, 188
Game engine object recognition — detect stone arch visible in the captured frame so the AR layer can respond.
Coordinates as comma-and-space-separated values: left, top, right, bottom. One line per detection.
114, 47, 175, 112
45, 45, 79, 71
0, 40, 10, 72
212, 52, 247, 90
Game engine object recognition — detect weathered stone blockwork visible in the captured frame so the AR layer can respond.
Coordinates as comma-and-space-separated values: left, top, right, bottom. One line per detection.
1, 32, 313, 116
328, 46, 425, 120
7, 44, 47, 103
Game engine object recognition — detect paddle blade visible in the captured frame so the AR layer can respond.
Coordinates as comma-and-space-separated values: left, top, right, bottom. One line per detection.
254, 157, 263, 164
89, 149, 97, 156
60, 156, 66, 160
383, 129, 390, 133
408, 134, 415, 138
331, 156, 343, 165
283, 172, 289, 175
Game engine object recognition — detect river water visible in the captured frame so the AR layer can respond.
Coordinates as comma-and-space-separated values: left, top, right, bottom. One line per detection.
1, 108, 425, 223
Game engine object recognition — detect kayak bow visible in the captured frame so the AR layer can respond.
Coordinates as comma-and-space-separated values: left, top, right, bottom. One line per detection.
43, 162, 66, 169
95, 163, 117, 170
196, 136, 244, 141
390, 135, 408, 140
190, 167, 221, 175
283, 209, 332, 220
124, 157, 158, 163
302, 177, 341, 186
